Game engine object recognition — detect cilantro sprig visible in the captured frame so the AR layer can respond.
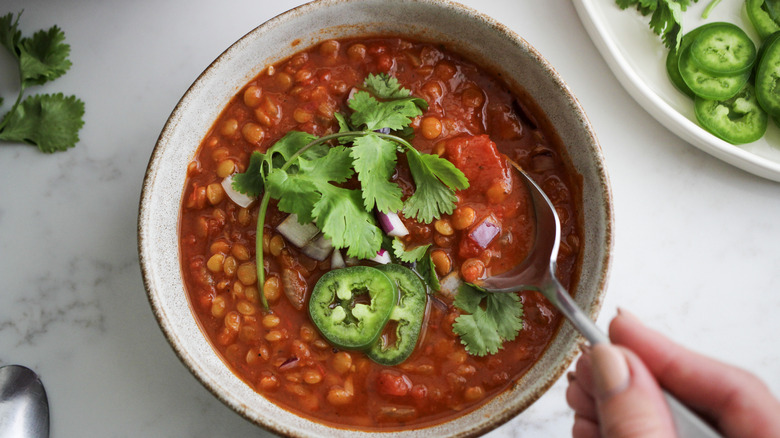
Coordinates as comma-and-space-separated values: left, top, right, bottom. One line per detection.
616, 0, 699, 51
232, 73, 468, 309
452, 283, 524, 357
0, 11, 84, 152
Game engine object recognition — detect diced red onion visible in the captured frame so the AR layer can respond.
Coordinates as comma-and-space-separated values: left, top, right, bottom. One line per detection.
331, 249, 345, 269
369, 249, 391, 264
377, 211, 409, 237
468, 215, 500, 249
221, 174, 255, 208
276, 214, 320, 248
278, 356, 299, 371
300, 234, 334, 261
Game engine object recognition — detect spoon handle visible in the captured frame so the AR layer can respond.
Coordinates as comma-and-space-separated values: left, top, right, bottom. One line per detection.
542, 274, 722, 438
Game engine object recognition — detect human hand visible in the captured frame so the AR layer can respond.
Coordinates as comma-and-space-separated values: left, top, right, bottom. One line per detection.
566, 309, 780, 438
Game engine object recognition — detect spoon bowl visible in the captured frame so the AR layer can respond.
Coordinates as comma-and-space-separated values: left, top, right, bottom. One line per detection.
477, 160, 721, 438
476, 159, 608, 344
0, 365, 49, 438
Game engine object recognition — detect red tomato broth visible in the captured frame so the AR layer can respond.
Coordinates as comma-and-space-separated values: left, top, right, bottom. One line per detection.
179, 37, 582, 431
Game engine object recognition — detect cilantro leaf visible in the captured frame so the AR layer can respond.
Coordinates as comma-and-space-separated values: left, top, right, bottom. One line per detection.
0, 93, 84, 152
266, 168, 321, 223
0, 12, 84, 153
391, 238, 430, 263
453, 283, 486, 314
363, 73, 429, 110
616, 0, 699, 51
266, 146, 354, 224
0, 12, 22, 57
264, 131, 325, 171
296, 144, 355, 182
363, 73, 411, 99
231, 131, 325, 197
485, 292, 524, 341
650, 1, 684, 50
452, 283, 524, 357
453, 309, 504, 356
231, 151, 265, 197
264, 144, 383, 258
415, 252, 440, 292
350, 133, 403, 212
18, 25, 71, 88
311, 183, 384, 259
333, 112, 357, 144
402, 149, 468, 223
348, 91, 424, 131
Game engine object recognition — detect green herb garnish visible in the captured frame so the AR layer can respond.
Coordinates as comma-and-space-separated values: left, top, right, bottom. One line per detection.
391, 238, 431, 263
452, 283, 524, 357
0, 12, 84, 152
232, 73, 468, 309
616, 0, 699, 51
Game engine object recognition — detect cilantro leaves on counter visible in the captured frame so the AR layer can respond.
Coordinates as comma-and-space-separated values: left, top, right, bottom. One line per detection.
616, 0, 699, 51
0, 12, 84, 152
452, 283, 524, 357
231, 73, 468, 308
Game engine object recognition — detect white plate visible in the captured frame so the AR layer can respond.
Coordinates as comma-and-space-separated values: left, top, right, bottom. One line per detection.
573, 0, 780, 182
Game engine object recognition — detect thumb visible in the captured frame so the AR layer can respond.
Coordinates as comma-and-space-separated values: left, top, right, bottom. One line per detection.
590, 343, 676, 438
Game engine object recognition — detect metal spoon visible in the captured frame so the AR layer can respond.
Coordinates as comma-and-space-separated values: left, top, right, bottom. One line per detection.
0, 365, 50, 438
475, 159, 721, 438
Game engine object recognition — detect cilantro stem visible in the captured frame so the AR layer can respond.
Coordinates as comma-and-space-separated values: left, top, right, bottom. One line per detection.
0, 89, 23, 133
701, 0, 721, 18
256, 191, 271, 311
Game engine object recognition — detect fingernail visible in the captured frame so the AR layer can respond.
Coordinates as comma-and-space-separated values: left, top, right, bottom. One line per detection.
591, 343, 629, 400
566, 371, 575, 382
617, 307, 643, 325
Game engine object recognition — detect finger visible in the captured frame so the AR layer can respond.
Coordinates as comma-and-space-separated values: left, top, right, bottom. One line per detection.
591, 343, 675, 438
572, 414, 601, 438
566, 372, 598, 421
610, 309, 780, 436
573, 349, 595, 397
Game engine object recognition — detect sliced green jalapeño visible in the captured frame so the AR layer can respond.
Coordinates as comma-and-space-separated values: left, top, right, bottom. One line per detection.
756, 32, 780, 118
695, 83, 768, 144
747, 0, 780, 39
367, 264, 427, 366
309, 266, 398, 350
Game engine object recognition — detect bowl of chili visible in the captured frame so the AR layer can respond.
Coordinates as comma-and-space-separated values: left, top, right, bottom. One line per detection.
138, 0, 613, 436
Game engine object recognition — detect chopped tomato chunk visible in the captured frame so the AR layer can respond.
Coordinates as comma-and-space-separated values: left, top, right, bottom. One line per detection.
376, 370, 412, 397
443, 134, 512, 198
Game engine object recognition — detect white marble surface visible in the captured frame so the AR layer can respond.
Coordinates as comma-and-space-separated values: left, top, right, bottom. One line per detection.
0, 0, 778, 437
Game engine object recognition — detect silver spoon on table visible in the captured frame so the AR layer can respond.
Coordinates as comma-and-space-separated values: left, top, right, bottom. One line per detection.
474, 159, 721, 438
0, 365, 49, 438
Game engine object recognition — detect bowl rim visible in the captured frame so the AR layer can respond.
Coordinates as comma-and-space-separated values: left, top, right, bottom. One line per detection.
138, 0, 614, 436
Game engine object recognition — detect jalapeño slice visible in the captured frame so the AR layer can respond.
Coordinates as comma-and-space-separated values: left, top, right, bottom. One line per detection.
679, 45, 751, 100
667, 25, 706, 97
309, 266, 398, 350
367, 264, 427, 366
689, 22, 756, 75
756, 32, 780, 118
747, 0, 780, 39
695, 83, 768, 144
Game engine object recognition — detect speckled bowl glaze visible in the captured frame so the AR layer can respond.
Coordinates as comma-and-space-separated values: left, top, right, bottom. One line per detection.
138, 0, 613, 436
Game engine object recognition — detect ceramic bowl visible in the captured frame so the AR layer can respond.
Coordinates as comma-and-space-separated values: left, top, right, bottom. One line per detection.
138, 0, 613, 436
